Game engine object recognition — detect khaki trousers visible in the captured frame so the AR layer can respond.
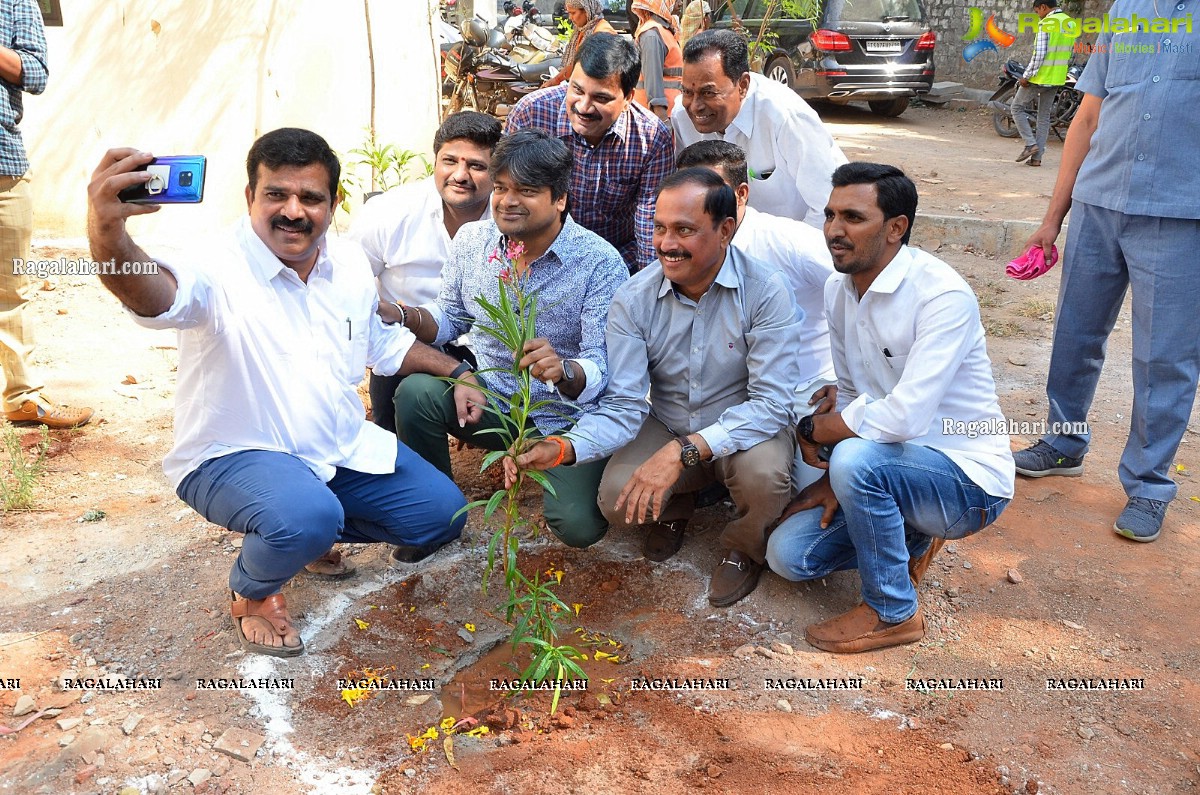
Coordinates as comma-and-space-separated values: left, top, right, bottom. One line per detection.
0, 172, 42, 411
597, 415, 794, 563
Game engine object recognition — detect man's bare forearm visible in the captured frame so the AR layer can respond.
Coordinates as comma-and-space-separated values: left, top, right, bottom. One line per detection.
398, 340, 463, 377
90, 232, 177, 318
1041, 93, 1102, 230
0, 46, 24, 84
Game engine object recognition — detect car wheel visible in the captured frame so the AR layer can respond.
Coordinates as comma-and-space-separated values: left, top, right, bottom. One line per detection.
868, 98, 909, 117
764, 57, 796, 89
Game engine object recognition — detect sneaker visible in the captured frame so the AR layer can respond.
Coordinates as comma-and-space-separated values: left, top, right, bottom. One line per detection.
1013, 440, 1084, 478
1016, 144, 1038, 162
1113, 497, 1167, 543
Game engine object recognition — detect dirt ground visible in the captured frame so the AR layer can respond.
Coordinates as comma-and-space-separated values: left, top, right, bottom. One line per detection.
2, 105, 1198, 795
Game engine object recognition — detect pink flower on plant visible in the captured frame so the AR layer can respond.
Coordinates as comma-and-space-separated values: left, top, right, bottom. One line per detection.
505, 240, 526, 262
498, 267, 512, 283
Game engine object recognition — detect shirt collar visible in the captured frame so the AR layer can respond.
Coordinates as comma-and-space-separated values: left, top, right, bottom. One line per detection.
236, 216, 331, 286
656, 247, 742, 298
841, 244, 913, 299
724, 76, 759, 140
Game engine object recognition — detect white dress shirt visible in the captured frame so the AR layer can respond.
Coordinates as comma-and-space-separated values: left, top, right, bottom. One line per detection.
672, 73, 847, 227
676, 73, 844, 226
826, 246, 1015, 499
733, 206, 835, 387
130, 218, 415, 488
347, 177, 491, 305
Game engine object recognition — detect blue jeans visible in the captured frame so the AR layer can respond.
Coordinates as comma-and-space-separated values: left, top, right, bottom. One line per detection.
1043, 201, 1200, 503
766, 438, 1009, 624
177, 447, 466, 599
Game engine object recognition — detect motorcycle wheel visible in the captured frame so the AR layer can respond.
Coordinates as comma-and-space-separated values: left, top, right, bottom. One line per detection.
991, 86, 1019, 138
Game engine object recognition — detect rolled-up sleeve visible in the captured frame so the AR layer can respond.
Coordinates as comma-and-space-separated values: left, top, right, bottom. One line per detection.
11, 0, 48, 94
696, 272, 802, 456
367, 303, 416, 377
123, 259, 212, 331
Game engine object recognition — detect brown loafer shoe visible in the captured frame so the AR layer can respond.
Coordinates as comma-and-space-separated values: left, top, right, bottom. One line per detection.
303, 548, 355, 579
1016, 144, 1038, 162
642, 519, 688, 562
4, 399, 93, 429
708, 549, 763, 607
805, 602, 925, 654
908, 537, 945, 587
1027, 157, 1042, 167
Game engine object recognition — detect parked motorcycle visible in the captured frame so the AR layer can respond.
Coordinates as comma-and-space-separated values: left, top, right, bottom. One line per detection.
442, 18, 560, 120
990, 59, 1084, 140
502, 1, 562, 64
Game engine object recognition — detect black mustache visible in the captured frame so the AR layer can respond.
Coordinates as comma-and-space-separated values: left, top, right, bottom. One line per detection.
658, 250, 690, 260
272, 216, 313, 233
828, 238, 854, 249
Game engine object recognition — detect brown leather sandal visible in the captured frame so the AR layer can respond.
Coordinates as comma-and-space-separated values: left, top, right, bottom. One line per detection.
302, 548, 356, 579
230, 592, 304, 658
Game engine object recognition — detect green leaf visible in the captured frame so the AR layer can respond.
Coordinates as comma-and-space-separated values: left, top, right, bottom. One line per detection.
483, 489, 506, 521
522, 469, 555, 497
480, 450, 508, 472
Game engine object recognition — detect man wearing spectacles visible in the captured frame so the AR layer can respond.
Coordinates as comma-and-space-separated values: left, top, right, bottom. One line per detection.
671, 29, 846, 229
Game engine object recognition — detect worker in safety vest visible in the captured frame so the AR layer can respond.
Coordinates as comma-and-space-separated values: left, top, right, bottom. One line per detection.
1012, 0, 1078, 167
632, 0, 683, 121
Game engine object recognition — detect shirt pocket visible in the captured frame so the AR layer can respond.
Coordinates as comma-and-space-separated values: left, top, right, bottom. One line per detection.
340, 318, 370, 385
1105, 35, 1154, 88
884, 353, 909, 373
597, 176, 639, 216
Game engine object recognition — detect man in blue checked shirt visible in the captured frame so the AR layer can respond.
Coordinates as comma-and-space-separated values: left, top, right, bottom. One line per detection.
2, 0, 93, 429
506, 32, 674, 273
1012, 0, 1199, 543
510, 168, 802, 608
392, 128, 628, 553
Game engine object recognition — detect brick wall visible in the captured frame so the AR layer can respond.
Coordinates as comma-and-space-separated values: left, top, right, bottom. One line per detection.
924, 0, 1108, 88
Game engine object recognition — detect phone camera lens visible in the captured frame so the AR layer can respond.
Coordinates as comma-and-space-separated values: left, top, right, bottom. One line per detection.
179, 171, 194, 187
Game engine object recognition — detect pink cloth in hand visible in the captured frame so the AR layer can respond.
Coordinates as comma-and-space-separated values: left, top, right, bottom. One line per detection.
1006, 244, 1059, 280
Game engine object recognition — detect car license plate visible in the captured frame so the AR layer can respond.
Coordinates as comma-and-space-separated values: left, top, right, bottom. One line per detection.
865, 39, 902, 53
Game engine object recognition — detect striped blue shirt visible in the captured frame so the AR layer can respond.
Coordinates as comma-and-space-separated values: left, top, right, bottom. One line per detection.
1, 0, 48, 177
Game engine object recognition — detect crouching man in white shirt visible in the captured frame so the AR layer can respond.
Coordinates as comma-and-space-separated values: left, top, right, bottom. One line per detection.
766, 163, 1014, 654
85, 129, 476, 658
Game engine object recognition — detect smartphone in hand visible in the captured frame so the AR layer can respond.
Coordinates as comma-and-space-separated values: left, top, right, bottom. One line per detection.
118, 156, 206, 204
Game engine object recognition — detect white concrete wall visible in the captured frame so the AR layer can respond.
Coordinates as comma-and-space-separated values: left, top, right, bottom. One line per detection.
24, 0, 442, 241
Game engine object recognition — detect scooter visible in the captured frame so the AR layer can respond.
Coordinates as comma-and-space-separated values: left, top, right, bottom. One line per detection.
443, 18, 560, 120
503, 1, 562, 64
990, 59, 1084, 140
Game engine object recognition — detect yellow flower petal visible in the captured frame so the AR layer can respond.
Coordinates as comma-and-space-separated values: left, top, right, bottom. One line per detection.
572, 603, 583, 616
441, 717, 457, 731
465, 623, 476, 632
421, 663, 431, 670
354, 618, 370, 630
409, 606, 416, 612
465, 725, 490, 737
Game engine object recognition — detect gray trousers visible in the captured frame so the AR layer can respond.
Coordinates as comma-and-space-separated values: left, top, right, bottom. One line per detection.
1012, 83, 1059, 156
1043, 201, 1200, 503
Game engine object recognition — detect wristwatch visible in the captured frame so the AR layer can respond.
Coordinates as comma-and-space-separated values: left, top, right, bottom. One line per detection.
798, 414, 817, 445
675, 435, 701, 468
557, 359, 575, 385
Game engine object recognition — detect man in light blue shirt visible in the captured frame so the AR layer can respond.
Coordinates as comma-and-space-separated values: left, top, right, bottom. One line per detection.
511, 168, 802, 608
1012, 0, 1199, 542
